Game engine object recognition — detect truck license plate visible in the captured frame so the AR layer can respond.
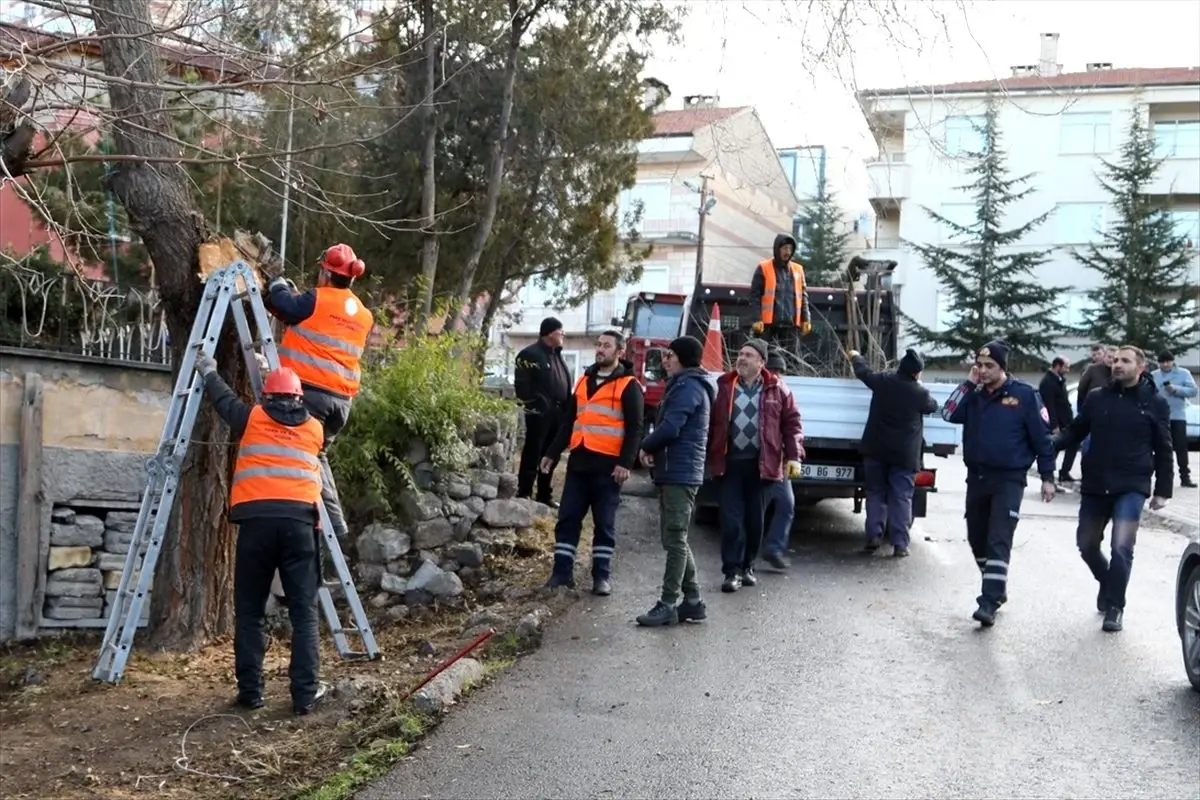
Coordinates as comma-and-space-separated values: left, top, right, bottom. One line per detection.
801, 463, 855, 481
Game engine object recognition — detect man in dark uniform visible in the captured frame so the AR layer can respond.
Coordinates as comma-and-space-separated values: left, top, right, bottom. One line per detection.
514, 317, 572, 507
1038, 356, 1076, 484
941, 339, 1057, 627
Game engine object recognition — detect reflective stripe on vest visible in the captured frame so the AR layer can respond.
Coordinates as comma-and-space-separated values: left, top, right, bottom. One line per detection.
568, 374, 634, 457
279, 286, 373, 397
230, 407, 325, 508
758, 259, 806, 326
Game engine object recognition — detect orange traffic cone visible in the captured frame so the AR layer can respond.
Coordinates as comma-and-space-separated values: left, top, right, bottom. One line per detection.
701, 302, 726, 372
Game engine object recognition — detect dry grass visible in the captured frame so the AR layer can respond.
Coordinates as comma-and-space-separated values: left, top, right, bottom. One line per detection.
0, 514, 579, 800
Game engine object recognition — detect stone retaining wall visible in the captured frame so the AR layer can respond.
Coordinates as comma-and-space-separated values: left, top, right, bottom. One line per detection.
43, 504, 150, 626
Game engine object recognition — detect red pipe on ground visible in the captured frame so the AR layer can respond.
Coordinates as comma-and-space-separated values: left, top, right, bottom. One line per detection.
401, 627, 496, 701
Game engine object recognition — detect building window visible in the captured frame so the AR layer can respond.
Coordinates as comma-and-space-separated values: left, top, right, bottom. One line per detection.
937, 202, 976, 241
944, 116, 986, 156
561, 350, 581, 381
778, 151, 798, 190
935, 291, 961, 332
1055, 292, 1101, 330
1153, 120, 1200, 159
1059, 112, 1111, 155
1055, 203, 1108, 244
619, 180, 671, 224
1168, 209, 1200, 247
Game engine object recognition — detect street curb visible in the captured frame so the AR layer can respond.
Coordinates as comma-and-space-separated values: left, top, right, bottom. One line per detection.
1142, 508, 1200, 538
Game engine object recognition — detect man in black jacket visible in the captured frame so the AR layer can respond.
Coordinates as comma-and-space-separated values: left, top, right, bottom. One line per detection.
1038, 356, 1077, 483
540, 331, 644, 595
1055, 346, 1174, 633
514, 317, 572, 506
850, 347, 937, 557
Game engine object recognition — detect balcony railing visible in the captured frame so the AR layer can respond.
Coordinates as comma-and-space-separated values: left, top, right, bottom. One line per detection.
586, 292, 622, 331
627, 216, 700, 241
865, 160, 911, 202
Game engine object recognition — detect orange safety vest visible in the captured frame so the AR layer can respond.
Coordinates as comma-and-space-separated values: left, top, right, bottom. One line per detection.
278, 286, 374, 398
568, 374, 635, 457
230, 406, 325, 509
758, 259, 806, 326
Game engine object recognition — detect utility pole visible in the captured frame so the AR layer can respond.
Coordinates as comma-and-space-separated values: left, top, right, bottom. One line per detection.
688, 174, 716, 335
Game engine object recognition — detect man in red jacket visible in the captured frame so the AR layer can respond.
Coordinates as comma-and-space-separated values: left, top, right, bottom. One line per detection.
707, 339, 805, 592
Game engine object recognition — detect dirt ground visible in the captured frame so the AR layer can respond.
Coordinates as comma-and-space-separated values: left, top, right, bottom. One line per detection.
0, 515, 582, 800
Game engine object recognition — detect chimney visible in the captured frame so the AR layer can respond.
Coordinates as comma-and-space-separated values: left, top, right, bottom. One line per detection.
641, 78, 670, 111
1010, 65, 1038, 77
1038, 33, 1061, 77
1086, 62, 1114, 72
682, 94, 719, 110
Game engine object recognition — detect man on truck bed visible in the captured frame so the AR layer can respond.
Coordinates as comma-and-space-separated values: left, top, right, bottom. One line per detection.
941, 339, 1056, 628
749, 234, 812, 368
849, 347, 937, 557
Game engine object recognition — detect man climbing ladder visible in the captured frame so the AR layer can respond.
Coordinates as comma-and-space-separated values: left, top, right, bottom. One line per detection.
267, 244, 375, 541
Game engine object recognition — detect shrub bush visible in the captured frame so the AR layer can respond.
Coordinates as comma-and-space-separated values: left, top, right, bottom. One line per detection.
329, 330, 518, 523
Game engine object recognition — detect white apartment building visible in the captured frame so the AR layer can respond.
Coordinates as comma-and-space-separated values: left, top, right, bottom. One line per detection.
778, 143, 875, 264
499, 93, 797, 380
857, 33, 1200, 366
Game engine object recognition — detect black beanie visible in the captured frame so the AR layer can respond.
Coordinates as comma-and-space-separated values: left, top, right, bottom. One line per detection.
898, 347, 924, 376
539, 316, 563, 337
978, 339, 1009, 370
669, 336, 704, 368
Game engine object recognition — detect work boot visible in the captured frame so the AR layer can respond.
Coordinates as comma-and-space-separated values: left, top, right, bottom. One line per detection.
740, 567, 758, 587
972, 604, 996, 627
591, 578, 612, 597
763, 553, 790, 571
893, 546, 910, 558
635, 601, 678, 627
721, 574, 742, 593
863, 538, 882, 554
294, 683, 328, 716
677, 597, 707, 623
544, 572, 575, 590
1102, 607, 1124, 632
235, 693, 264, 711
1182, 477, 1197, 488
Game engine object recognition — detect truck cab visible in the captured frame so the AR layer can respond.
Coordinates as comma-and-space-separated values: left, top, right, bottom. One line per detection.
615, 291, 688, 419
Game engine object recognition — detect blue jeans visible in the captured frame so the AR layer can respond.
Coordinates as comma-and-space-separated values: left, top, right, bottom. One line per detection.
719, 458, 766, 576
763, 479, 795, 557
1077, 492, 1146, 610
552, 470, 621, 580
863, 457, 917, 548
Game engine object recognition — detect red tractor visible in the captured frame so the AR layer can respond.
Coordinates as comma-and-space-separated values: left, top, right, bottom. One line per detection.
613, 291, 688, 420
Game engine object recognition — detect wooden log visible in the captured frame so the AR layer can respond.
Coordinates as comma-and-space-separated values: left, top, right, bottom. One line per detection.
15, 373, 44, 640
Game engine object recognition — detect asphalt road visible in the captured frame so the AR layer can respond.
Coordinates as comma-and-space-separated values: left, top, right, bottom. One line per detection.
362, 460, 1200, 800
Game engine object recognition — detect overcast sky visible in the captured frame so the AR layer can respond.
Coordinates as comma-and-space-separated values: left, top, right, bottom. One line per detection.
643, 0, 1200, 156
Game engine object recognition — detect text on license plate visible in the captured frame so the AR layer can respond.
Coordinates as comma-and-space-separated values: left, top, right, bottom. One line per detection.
800, 463, 856, 481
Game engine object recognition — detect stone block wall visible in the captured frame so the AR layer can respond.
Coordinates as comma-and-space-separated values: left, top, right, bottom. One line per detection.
43, 504, 150, 627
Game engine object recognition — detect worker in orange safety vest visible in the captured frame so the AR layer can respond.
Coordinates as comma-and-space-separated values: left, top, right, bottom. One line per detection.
266, 243, 374, 541
749, 233, 812, 370
195, 358, 328, 716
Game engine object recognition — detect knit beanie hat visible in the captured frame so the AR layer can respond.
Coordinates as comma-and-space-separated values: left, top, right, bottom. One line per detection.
668, 336, 704, 368
743, 338, 769, 362
898, 348, 924, 376
539, 316, 563, 337
978, 339, 1009, 370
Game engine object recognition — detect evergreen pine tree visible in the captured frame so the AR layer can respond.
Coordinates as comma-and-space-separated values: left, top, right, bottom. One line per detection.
904, 103, 1066, 367
796, 183, 853, 286
1073, 108, 1199, 354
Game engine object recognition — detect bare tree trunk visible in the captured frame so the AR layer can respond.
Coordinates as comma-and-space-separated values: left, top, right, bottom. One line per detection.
90, 0, 236, 650
415, 0, 440, 328
450, 8, 524, 323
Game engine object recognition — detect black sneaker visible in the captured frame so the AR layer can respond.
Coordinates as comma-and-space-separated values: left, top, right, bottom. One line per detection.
721, 574, 742, 593
972, 605, 996, 627
863, 538, 882, 553
544, 573, 575, 590
740, 567, 758, 587
591, 578, 612, 597
235, 693, 264, 710
892, 547, 910, 558
763, 553, 790, 571
1182, 478, 1197, 488
677, 598, 707, 622
294, 683, 328, 716
1102, 607, 1124, 632
635, 601, 678, 627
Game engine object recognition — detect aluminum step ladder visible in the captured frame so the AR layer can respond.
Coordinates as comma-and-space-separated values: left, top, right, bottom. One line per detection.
93, 260, 379, 684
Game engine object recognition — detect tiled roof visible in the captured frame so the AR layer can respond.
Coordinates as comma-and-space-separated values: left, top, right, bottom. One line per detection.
0, 21, 279, 81
861, 66, 1200, 98
652, 106, 748, 136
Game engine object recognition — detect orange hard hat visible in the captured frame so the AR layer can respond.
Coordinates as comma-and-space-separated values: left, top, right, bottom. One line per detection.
320, 243, 366, 279
263, 367, 303, 397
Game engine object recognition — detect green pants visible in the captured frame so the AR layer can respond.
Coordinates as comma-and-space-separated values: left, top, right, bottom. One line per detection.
659, 484, 701, 605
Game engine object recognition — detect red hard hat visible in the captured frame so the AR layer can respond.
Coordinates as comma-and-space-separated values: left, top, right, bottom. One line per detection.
263, 367, 303, 397
320, 243, 366, 279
